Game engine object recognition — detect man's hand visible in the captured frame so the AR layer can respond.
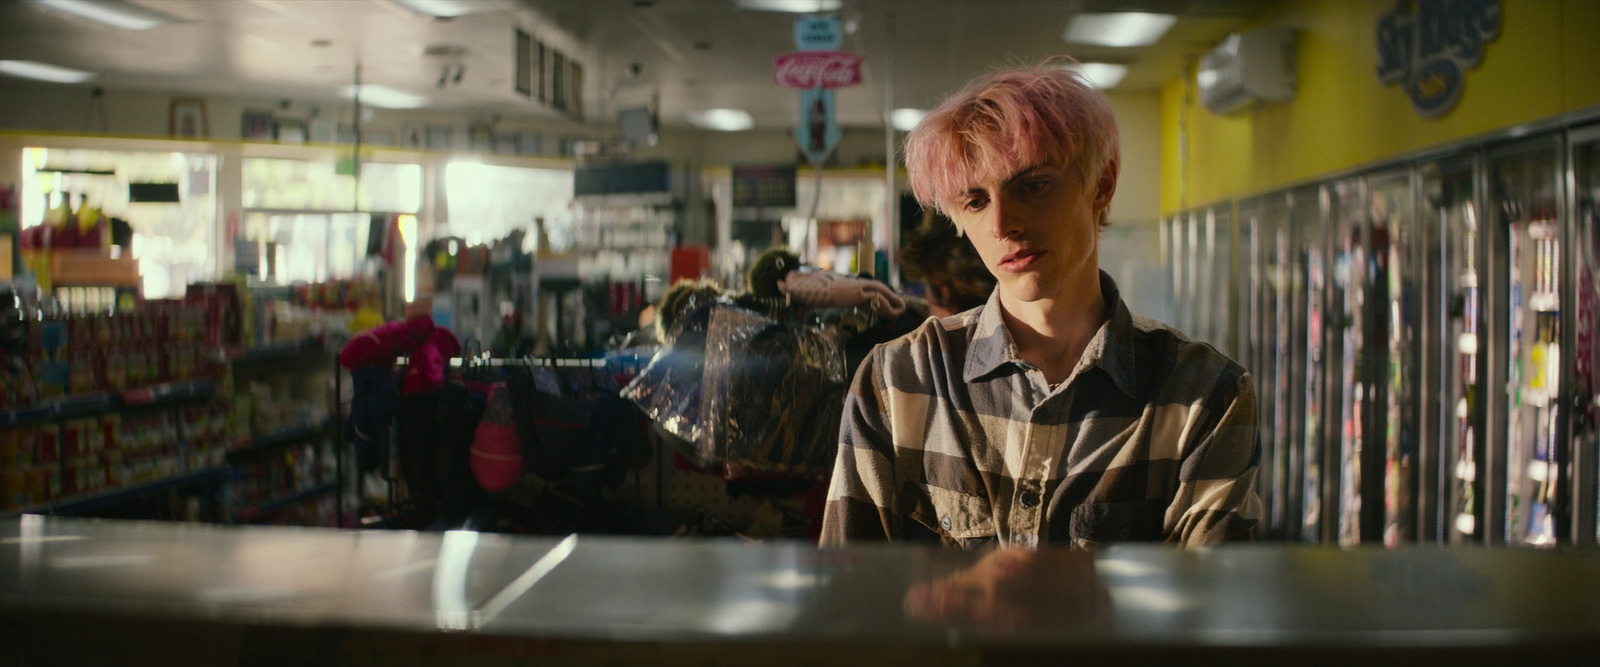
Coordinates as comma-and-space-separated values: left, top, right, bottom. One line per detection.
903, 547, 1111, 632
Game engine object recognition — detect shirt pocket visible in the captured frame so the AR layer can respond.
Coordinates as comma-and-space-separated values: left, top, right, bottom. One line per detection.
1068, 499, 1167, 547
908, 483, 995, 543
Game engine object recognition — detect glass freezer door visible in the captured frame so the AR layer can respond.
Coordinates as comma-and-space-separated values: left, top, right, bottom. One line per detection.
1262, 194, 1297, 540
1327, 178, 1372, 546
1208, 204, 1234, 353
1489, 138, 1564, 547
1290, 186, 1329, 542
1368, 170, 1418, 546
1237, 197, 1275, 535
1420, 158, 1484, 544
1568, 126, 1600, 545
1167, 215, 1191, 338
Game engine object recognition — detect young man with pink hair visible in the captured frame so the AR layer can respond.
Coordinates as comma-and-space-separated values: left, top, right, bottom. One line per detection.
820, 59, 1261, 550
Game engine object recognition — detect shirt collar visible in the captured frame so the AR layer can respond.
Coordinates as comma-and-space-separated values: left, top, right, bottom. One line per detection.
962, 269, 1139, 396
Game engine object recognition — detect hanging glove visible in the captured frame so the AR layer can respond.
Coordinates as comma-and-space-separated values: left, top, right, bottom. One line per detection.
778, 267, 906, 316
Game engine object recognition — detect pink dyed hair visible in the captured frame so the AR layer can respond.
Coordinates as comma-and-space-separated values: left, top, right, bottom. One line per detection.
903, 57, 1120, 226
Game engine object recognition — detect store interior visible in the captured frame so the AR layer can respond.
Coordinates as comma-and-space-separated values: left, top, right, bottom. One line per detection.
3, 0, 1600, 663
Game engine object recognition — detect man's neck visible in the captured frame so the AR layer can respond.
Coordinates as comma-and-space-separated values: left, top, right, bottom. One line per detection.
999, 273, 1108, 386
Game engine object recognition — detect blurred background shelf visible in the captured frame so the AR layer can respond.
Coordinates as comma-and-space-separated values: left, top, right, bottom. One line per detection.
0, 466, 231, 518
0, 380, 216, 428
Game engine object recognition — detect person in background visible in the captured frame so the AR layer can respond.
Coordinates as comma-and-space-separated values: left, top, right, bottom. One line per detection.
899, 209, 997, 318
821, 58, 1260, 550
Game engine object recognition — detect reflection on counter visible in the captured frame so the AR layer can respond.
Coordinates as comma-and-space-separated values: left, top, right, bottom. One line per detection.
4, 516, 1600, 665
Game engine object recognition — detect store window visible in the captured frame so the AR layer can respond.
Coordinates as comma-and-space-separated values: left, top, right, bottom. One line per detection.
239, 158, 421, 285
20, 147, 218, 300
443, 162, 574, 250
241, 158, 421, 213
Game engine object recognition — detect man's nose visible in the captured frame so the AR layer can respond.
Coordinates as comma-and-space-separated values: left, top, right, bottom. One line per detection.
986, 196, 1022, 240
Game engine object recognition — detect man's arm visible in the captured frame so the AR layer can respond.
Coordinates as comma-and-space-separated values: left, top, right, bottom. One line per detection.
819, 349, 902, 546
1165, 369, 1262, 547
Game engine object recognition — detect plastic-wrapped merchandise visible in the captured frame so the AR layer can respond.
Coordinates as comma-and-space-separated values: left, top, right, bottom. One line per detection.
620, 300, 719, 467
700, 304, 847, 480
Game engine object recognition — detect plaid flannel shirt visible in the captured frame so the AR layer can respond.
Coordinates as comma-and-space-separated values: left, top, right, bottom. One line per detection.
820, 271, 1261, 549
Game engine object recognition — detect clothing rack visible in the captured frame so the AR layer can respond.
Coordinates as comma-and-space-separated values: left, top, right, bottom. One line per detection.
449, 356, 609, 368
349, 352, 653, 532
391, 356, 611, 368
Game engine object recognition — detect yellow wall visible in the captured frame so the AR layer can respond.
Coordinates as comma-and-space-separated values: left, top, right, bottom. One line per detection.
1163, 0, 1600, 214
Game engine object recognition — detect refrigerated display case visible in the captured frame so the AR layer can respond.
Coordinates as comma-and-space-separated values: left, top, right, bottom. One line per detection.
1208, 204, 1234, 354
1487, 137, 1565, 547
1327, 177, 1369, 546
1238, 197, 1271, 534
1262, 193, 1297, 540
1572, 125, 1600, 545
1163, 206, 1233, 353
1368, 170, 1418, 546
1419, 157, 1484, 544
1239, 194, 1295, 539
1167, 213, 1193, 339
1289, 185, 1328, 543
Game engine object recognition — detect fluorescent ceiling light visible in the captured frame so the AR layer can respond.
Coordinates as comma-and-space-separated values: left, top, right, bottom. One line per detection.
1062, 12, 1177, 47
890, 108, 926, 132
339, 84, 429, 109
1071, 63, 1129, 89
389, 0, 495, 18
736, 0, 843, 12
29, 0, 176, 30
0, 60, 96, 84
685, 109, 753, 131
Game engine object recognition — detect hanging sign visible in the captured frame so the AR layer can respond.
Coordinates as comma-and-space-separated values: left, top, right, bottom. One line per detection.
793, 87, 839, 166
1375, 0, 1501, 119
774, 51, 863, 89
794, 16, 842, 50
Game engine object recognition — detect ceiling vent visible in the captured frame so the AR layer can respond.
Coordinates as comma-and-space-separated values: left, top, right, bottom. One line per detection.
1197, 27, 1296, 116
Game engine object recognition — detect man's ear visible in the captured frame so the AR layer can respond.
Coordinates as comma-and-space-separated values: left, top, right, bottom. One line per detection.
1094, 159, 1119, 210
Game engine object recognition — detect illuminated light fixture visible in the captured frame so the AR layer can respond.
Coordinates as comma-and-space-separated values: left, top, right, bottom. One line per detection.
685, 108, 753, 131
0, 60, 96, 84
889, 108, 926, 132
28, 0, 176, 30
389, 0, 493, 18
1069, 62, 1129, 89
339, 84, 429, 109
1062, 12, 1177, 47
736, 0, 842, 12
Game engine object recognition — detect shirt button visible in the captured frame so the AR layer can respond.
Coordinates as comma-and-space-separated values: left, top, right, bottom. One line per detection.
1020, 491, 1040, 508
940, 516, 952, 531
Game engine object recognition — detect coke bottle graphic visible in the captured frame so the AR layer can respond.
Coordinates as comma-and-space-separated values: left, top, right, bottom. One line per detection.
809, 94, 827, 153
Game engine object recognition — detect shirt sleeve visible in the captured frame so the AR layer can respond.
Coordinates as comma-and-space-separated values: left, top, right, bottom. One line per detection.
819, 347, 901, 546
1165, 368, 1262, 547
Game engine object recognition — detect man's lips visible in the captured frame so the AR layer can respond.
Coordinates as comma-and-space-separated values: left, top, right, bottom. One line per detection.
999, 249, 1043, 270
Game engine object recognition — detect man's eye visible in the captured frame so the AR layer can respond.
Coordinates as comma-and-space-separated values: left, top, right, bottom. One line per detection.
962, 197, 988, 212
1019, 179, 1049, 194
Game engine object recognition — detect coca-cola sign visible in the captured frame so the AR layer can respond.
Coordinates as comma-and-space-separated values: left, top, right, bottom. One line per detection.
774, 51, 863, 89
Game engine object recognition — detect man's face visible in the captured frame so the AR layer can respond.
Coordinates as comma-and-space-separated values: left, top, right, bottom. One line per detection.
945, 161, 1113, 307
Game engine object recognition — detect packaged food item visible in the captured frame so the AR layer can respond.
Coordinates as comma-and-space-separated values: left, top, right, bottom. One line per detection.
103, 349, 127, 391
35, 424, 58, 465
1, 466, 25, 510
0, 429, 23, 467
27, 465, 56, 504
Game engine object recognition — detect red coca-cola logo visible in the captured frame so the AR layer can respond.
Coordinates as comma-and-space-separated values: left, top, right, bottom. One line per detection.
774, 51, 863, 89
